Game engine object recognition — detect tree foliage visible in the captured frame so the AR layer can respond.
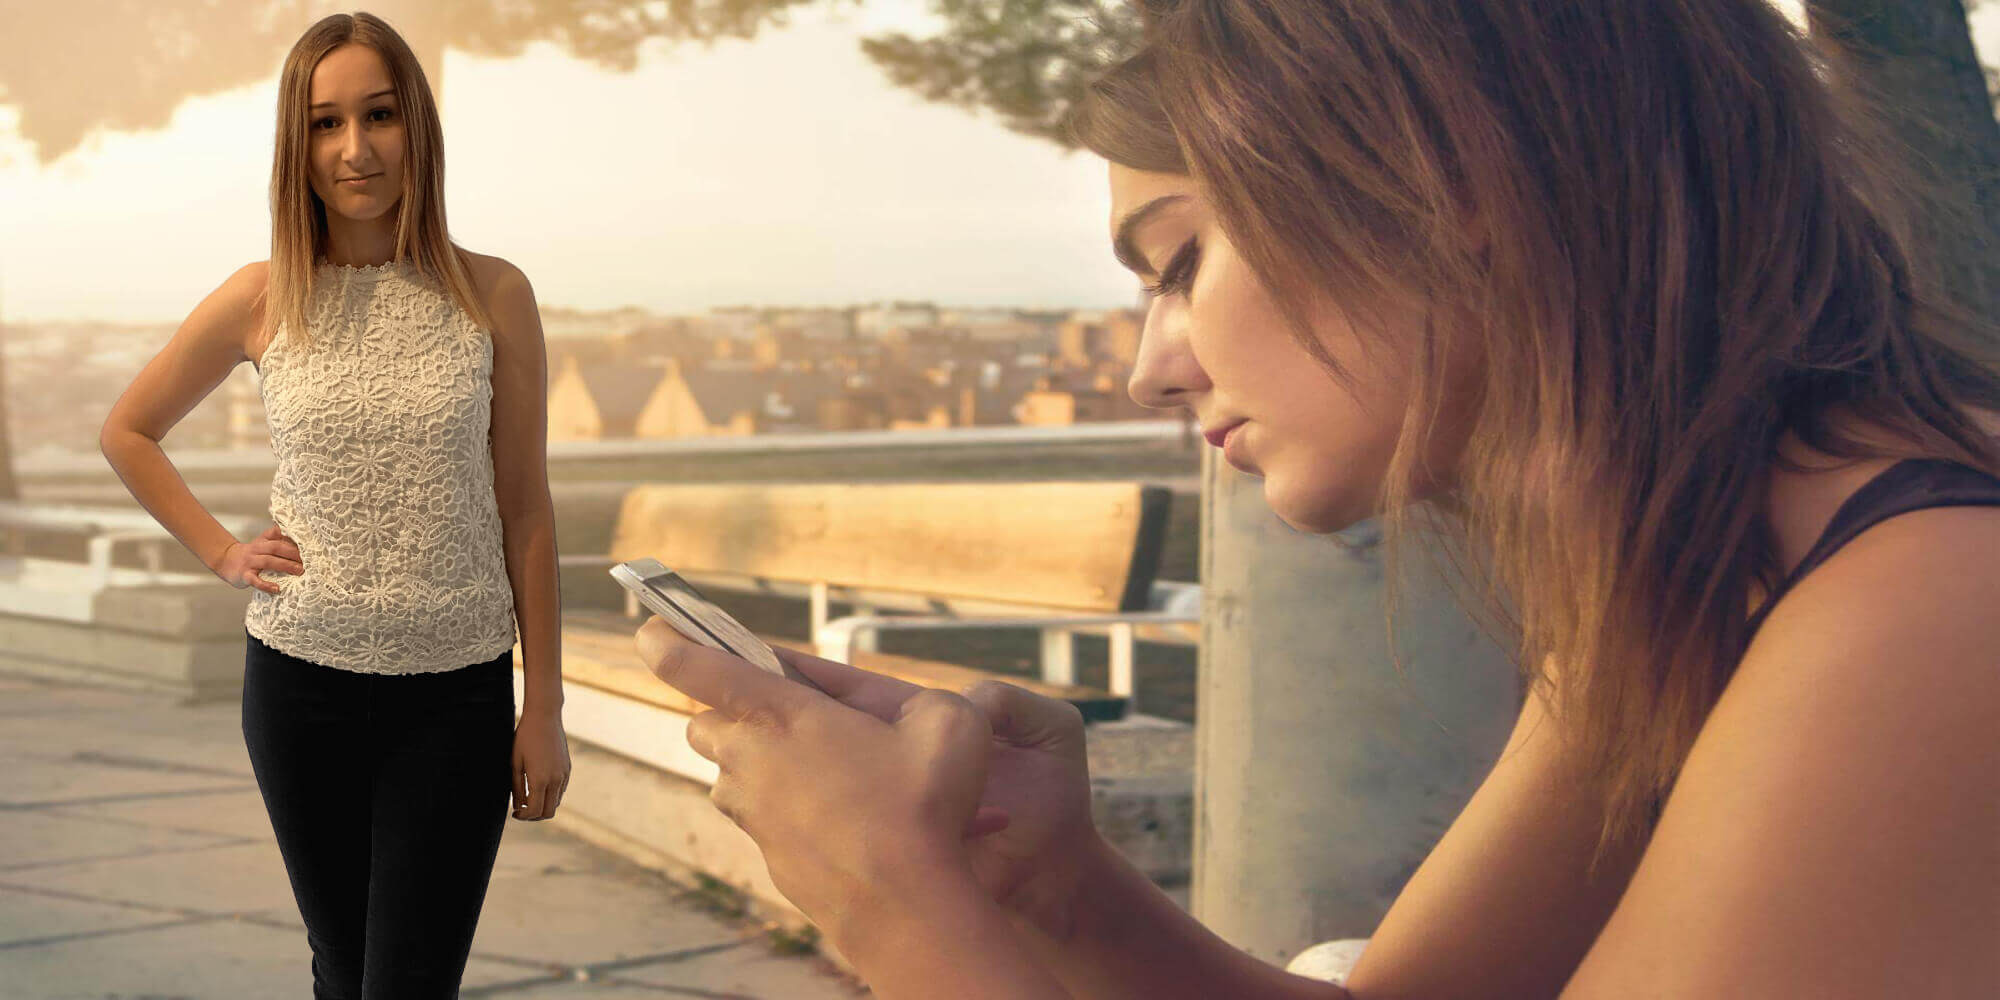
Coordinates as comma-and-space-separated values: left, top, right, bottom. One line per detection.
858, 0, 1146, 147
1809, 0, 2000, 322
0, 0, 842, 165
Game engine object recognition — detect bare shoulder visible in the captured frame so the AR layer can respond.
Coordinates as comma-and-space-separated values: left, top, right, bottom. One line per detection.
210, 260, 272, 362
222, 259, 270, 314
460, 250, 531, 306
1562, 506, 2000, 997
457, 250, 538, 345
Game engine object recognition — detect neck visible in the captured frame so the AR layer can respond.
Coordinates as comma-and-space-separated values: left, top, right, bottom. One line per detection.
321, 214, 400, 268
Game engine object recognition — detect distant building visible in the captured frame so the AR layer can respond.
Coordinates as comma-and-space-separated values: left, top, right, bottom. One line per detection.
750, 325, 811, 370
769, 309, 852, 342
546, 356, 672, 441
1016, 373, 1151, 426
624, 362, 847, 437
646, 361, 765, 437
538, 305, 658, 345
694, 308, 762, 343
818, 391, 889, 432
855, 303, 938, 339
1056, 309, 1144, 369
944, 309, 1055, 347
1102, 310, 1143, 367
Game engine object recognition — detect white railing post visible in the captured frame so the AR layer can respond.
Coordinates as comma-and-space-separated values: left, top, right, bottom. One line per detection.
1040, 627, 1075, 686
851, 602, 879, 653
1108, 622, 1136, 698
810, 581, 830, 641
87, 535, 115, 589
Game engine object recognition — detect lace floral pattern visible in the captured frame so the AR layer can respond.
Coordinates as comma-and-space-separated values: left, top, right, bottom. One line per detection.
245, 259, 518, 674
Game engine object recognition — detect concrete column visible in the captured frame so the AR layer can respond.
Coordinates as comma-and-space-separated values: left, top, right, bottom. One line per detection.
1191, 449, 1521, 964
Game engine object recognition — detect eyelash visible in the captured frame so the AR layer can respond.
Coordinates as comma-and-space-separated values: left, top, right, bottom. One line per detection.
1144, 238, 1202, 299
315, 107, 394, 131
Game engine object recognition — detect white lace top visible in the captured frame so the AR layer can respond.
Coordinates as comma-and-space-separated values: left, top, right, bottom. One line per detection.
244, 257, 518, 674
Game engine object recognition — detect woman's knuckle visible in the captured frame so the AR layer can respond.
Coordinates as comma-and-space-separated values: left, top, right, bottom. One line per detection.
739, 705, 787, 734
965, 678, 1010, 702
918, 687, 977, 717
1057, 699, 1085, 728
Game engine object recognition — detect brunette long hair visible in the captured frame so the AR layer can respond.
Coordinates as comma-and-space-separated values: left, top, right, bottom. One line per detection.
1071, 0, 2000, 865
259, 12, 493, 350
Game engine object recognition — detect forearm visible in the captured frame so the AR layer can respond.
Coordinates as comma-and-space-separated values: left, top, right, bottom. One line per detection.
501, 509, 562, 713
98, 430, 241, 572
1011, 833, 1351, 1000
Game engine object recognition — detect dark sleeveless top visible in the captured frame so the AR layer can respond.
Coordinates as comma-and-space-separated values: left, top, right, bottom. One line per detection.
1741, 458, 2000, 644
1647, 457, 2000, 826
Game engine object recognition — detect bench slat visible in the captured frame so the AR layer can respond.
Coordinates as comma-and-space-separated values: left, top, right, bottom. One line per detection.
545, 611, 1127, 722
607, 482, 1170, 613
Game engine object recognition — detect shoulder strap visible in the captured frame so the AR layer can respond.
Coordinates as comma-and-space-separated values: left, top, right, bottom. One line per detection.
1649, 459, 2000, 828
1744, 458, 2000, 640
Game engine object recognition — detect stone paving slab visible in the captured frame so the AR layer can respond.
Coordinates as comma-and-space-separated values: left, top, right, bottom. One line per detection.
612, 941, 872, 997
0, 839, 304, 918
0, 884, 179, 947
0, 759, 251, 811
0, 668, 869, 999
47, 788, 284, 843
470, 868, 750, 968
0, 809, 241, 870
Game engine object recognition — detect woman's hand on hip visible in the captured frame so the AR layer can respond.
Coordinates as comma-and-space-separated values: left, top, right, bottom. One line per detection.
512, 707, 571, 821
214, 522, 303, 594
634, 616, 1103, 946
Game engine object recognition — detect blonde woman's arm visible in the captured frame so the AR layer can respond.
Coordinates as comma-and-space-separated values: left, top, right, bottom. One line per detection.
476, 254, 570, 820
98, 261, 301, 590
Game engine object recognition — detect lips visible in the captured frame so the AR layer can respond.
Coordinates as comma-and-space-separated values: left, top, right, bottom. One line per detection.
1202, 419, 1245, 449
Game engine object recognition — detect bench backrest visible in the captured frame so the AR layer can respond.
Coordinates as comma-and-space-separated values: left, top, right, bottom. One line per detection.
607, 482, 1172, 612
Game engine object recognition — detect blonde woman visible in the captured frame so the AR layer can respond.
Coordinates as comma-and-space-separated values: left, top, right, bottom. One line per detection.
628, 1, 2000, 997
98, 13, 569, 997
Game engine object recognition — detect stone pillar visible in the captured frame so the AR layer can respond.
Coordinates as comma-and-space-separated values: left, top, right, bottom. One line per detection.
1191, 448, 1520, 963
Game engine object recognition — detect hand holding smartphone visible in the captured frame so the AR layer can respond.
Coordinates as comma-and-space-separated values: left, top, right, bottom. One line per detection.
610, 558, 826, 693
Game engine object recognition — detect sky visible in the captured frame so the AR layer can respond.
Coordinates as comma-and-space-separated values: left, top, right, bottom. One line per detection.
0, 0, 1992, 325
0, 1, 1139, 324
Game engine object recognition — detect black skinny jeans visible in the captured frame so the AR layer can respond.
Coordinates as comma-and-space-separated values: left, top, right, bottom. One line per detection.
241, 630, 515, 1000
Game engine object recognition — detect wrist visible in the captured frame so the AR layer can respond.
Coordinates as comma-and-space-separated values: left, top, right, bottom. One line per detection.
519, 698, 563, 720
204, 540, 236, 573
1003, 826, 1120, 945
831, 858, 999, 980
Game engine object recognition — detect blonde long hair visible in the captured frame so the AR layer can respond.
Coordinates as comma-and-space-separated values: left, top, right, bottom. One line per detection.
258, 11, 494, 350
1071, 0, 2000, 866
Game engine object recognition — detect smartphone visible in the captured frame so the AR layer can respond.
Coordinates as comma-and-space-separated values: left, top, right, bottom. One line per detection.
610, 558, 825, 693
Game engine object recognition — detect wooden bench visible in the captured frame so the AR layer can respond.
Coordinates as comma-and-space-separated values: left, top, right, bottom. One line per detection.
529, 481, 1201, 949
0, 502, 265, 701
554, 481, 1199, 720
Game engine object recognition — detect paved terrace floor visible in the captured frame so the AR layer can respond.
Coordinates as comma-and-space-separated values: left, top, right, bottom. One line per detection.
0, 670, 869, 999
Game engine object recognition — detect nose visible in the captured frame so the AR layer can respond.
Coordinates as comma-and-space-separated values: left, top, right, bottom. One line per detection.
1126, 296, 1209, 410
342, 122, 373, 173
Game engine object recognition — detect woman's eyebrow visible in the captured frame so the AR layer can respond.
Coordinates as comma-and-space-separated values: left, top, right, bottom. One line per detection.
310, 89, 396, 110
1112, 194, 1191, 276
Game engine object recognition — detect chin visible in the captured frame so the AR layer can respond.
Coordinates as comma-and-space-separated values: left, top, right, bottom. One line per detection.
1262, 473, 1368, 535
343, 200, 397, 222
